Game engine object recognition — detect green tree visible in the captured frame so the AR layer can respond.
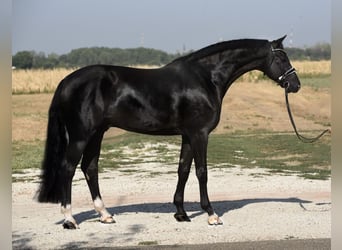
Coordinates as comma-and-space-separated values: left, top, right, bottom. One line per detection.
12, 51, 34, 69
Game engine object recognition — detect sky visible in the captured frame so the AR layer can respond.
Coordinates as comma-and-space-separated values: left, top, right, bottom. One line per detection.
12, 0, 331, 55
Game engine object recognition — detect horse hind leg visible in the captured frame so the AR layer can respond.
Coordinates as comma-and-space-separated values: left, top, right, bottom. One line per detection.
61, 140, 87, 229
81, 131, 115, 224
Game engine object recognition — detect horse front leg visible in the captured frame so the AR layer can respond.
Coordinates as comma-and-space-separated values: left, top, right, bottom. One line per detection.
174, 135, 193, 222
190, 132, 223, 225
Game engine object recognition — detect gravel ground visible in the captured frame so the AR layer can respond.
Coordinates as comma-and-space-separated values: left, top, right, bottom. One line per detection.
12, 165, 330, 249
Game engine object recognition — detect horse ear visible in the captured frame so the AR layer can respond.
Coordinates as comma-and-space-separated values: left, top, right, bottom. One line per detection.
271, 35, 287, 48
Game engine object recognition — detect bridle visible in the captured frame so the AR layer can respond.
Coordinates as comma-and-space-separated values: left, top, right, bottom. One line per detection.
271, 47, 330, 143
271, 47, 297, 89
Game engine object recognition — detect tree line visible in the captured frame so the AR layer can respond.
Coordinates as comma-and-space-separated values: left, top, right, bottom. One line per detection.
12, 43, 330, 69
286, 43, 330, 61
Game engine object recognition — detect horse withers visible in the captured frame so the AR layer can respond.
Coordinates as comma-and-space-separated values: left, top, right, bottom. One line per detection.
36, 36, 300, 229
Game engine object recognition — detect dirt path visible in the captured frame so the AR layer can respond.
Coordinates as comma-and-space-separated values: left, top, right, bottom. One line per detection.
12, 166, 330, 249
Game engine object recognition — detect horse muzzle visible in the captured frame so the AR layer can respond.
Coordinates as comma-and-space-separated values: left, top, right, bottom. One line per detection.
278, 68, 301, 93
282, 80, 301, 93
286, 83, 301, 93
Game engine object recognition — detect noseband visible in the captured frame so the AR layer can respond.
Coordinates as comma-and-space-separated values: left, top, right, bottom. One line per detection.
278, 67, 296, 83
271, 47, 297, 89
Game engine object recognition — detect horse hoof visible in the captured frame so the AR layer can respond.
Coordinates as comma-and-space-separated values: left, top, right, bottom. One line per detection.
63, 220, 79, 229
100, 216, 116, 224
208, 214, 223, 225
174, 213, 191, 222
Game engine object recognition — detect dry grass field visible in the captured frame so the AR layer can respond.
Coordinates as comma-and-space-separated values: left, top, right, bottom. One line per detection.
12, 61, 330, 94
292, 60, 330, 75
12, 68, 74, 94
11, 65, 159, 94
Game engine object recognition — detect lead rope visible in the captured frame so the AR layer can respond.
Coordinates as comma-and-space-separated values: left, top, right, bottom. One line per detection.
285, 89, 330, 143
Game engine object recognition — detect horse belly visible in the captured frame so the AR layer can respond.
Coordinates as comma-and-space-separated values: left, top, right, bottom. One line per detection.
111, 112, 179, 135
106, 92, 180, 135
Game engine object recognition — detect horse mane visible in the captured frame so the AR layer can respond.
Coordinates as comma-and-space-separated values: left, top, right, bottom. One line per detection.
172, 39, 269, 63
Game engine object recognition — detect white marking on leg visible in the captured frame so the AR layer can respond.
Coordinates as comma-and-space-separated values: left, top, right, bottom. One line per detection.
61, 204, 79, 228
94, 196, 115, 223
208, 213, 223, 225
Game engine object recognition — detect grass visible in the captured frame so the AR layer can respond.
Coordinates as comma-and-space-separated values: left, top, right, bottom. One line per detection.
207, 132, 330, 180
12, 131, 331, 180
300, 76, 331, 89
12, 140, 44, 170
99, 134, 181, 171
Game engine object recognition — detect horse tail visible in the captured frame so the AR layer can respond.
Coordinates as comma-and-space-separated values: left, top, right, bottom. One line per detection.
36, 95, 68, 203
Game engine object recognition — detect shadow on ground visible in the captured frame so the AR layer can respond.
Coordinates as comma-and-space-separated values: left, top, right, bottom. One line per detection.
62, 197, 311, 226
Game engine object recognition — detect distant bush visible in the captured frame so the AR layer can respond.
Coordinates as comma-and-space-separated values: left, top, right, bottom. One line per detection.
12, 51, 34, 69
286, 43, 331, 61
12, 47, 182, 69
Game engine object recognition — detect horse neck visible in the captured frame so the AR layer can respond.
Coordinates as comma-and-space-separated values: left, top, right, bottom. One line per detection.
194, 45, 270, 99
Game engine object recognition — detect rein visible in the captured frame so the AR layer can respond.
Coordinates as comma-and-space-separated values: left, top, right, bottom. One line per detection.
284, 89, 330, 143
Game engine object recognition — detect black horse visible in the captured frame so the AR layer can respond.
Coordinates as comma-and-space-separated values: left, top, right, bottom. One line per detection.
36, 36, 300, 229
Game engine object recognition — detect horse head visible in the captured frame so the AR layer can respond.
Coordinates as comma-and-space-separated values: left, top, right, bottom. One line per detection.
264, 36, 301, 93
